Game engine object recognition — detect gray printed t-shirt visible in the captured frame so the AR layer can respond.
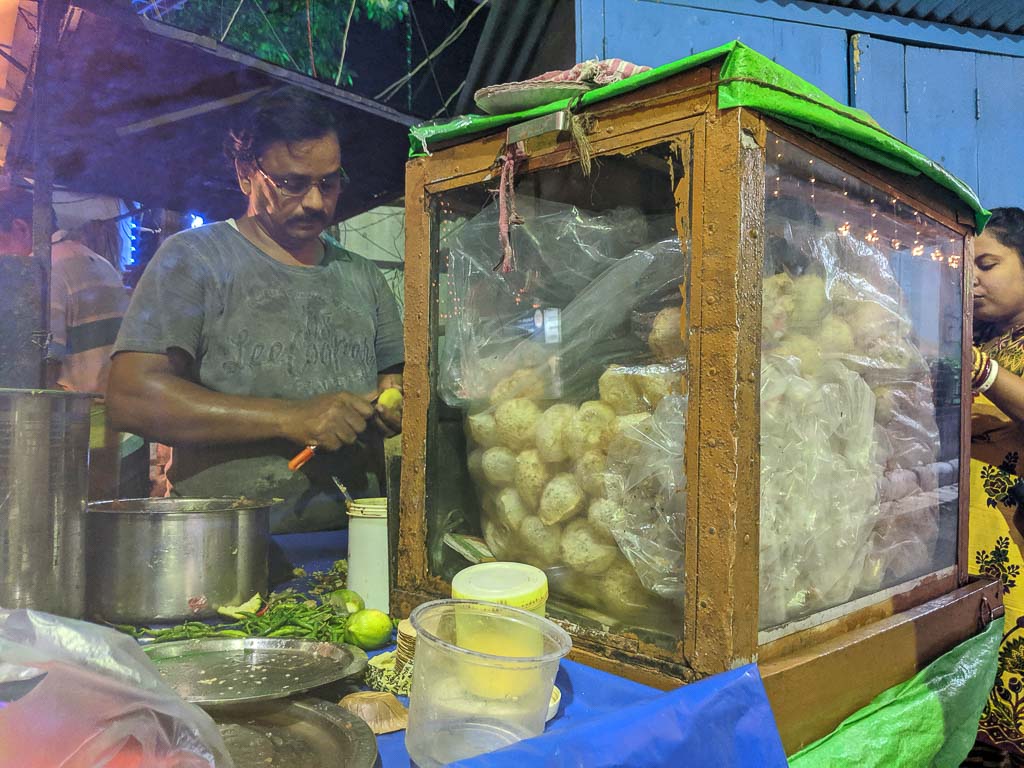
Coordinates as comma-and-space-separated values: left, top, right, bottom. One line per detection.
114, 221, 404, 532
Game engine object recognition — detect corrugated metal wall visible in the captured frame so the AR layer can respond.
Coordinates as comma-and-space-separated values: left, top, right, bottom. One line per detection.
578, 0, 1024, 207
813, 1, 1024, 36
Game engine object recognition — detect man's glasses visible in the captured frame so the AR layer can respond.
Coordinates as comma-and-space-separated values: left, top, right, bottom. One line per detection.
253, 157, 347, 198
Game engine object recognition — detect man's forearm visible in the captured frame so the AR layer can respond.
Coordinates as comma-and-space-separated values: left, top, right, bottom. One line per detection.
108, 369, 293, 446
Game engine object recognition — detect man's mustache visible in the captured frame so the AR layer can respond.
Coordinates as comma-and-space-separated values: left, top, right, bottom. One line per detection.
289, 213, 327, 226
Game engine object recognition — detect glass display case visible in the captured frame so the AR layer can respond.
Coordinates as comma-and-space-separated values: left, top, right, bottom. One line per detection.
396, 49, 1001, 751
758, 134, 964, 637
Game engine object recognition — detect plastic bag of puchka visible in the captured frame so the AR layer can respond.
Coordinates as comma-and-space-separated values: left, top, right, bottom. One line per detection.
758, 355, 882, 627
759, 200, 947, 626
448, 196, 689, 621
439, 195, 679, 406
600, 393, 688, 603
763, 224, 940, 471
0, 609, 232, 768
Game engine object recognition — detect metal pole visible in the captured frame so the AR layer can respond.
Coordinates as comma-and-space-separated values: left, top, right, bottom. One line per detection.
31, 0, 68, 387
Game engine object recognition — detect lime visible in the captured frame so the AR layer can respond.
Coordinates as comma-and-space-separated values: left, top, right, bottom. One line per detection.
377, 387, 403, 410
345, 609, 394, 650
326, 588, 365, 615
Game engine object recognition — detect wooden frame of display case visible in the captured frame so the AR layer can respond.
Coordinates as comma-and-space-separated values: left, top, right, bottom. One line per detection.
395, 59, 1003, 751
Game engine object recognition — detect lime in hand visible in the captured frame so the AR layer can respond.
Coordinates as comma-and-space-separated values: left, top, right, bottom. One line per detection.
377, 387, 403, 410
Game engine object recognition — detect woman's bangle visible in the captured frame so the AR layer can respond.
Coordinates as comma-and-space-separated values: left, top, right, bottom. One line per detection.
973, 349, 992, 389
977, 358, 1000, 394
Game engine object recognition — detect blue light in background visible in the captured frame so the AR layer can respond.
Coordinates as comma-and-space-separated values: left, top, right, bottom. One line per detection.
189, 214, 204, 229
125, 217, 138, 266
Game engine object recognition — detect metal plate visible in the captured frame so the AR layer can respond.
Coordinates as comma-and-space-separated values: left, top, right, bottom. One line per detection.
145, 637, 368, 705
474, 81, 593, 116
212, 697, 379, 768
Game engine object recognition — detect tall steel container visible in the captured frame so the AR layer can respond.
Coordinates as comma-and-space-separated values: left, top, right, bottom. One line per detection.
0, 388, 92, 617
0, 256, 45, 388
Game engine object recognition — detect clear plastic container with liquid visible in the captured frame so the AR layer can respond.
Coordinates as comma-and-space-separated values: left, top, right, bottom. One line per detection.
405, 599, 571, 767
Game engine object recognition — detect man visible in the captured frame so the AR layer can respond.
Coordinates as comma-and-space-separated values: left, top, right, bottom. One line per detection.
107, 87, 404, 533
0, 186, 129, 393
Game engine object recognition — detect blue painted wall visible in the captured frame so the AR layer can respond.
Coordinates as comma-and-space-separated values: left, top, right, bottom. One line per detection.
853, 35, 1024, 207
577, 0, 1024, 208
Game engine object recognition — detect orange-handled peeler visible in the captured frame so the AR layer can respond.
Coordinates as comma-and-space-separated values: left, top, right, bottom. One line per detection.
288, 445, 317, 471
287, 391, 389, 472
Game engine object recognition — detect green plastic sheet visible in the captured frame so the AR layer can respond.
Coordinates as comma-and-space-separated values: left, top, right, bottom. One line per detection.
789, 616, 1004, 768
409, 41, 989, 231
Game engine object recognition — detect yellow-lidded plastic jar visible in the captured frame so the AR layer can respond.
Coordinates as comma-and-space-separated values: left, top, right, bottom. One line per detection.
451, 562, 548, 616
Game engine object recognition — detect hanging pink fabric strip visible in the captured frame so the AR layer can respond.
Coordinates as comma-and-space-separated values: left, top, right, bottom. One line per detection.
496, 142, 525, 273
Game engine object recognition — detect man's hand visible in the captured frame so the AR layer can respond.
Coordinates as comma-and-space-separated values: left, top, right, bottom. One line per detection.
286, 391, 377, 450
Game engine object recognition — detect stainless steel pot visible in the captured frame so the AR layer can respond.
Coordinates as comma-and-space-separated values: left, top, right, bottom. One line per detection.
0, 388, 93, 618
86, 497, 271, 623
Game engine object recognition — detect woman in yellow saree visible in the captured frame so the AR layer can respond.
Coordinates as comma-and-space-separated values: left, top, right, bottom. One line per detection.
966, 208, 1024, 767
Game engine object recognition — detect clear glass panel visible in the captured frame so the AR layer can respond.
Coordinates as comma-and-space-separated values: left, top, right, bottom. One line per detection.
427, 142, 691, 648
759, 134, 963, 631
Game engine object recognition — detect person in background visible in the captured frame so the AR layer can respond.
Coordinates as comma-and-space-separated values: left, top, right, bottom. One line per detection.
0, 186, 128, 393
0, 185, 130, 498
963, 207, 1024, 767
106, 86, 404, 534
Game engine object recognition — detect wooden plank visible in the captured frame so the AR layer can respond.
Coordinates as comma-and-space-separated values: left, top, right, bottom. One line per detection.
849, 34, 908, 141
597, 0, 849, 103
117, 87, 270, 137
762, 578, 1003, 755
959, 232, 974, 585
975, 52, 1024, 208
758, 570, 958, 661
905, 45, 979, 193
691, 104, 749, 674
683, 113, 707, 666
733, 109, 766, 662
396, 158, 433, 595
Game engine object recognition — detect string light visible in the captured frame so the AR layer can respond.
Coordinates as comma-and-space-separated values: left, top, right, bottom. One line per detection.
891, 197, 900, 250
930, 248, 944, 263
947, 238, 961, 270
912, 244, 925, 257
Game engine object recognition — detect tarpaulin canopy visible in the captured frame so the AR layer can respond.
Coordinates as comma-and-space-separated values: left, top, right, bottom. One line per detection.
409, 41, 989, 231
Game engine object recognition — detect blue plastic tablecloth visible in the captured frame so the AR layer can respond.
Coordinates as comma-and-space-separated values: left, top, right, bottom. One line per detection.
275, 532, 788, 768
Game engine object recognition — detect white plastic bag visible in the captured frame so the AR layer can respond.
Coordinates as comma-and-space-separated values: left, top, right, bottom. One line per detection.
0, 609, 232, 768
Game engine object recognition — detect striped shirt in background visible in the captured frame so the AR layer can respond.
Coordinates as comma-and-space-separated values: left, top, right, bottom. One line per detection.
48, 234, 129, 394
